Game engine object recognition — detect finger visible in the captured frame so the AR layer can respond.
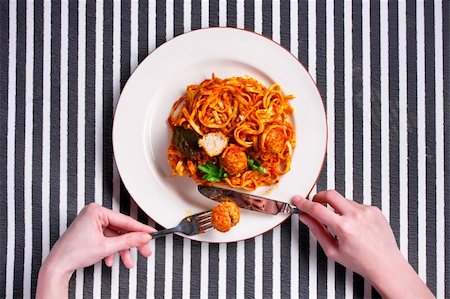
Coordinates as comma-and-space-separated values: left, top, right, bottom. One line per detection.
106, 232, 151, 254
104, 254, 115, 267
120, 249, 134, 269
137, 244, 152, 257
101, 207, 156, 234
312, 190, 355, 215
292, 195, 339, 227
299, 214, 338, 260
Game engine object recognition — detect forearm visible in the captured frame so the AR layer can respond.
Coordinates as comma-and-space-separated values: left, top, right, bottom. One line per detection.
36, 259, 73, 299
369, 257, 435, 299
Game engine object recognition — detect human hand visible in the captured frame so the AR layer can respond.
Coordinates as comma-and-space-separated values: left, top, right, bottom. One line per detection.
292, 190, 434, 299
36, 203, 156, 299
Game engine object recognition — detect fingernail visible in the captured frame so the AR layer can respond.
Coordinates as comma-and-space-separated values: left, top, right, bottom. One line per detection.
291, 195, 303, 204
139, 233, 151, 243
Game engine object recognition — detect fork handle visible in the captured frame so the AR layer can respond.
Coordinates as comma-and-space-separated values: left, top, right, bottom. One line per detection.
151, 227, 179, 240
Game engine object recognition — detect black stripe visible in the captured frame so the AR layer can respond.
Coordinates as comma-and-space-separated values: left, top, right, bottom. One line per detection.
172, 235, 184, 298
298, 2, 309, 297
83, 0, 97, 296
280, 0, 290, 51
154, 237, 166, 298
388, 0, 401, 246
208, 244, 219, 298
297, 0, 308, 66
424, 1, 437, 295
101, 0, 114, 295
315, 0, 328, 297
138, 0, 148, 63
262, 231, 273, 298
244, 0, 254, 31
334, 0, 346, 296
209, 0, 219, 27
0, 1, 8, 297
191, 0, 201, 31
226, 243, 237, 299
174, 0, 184, 37
136, 210, 149, 298
279, 5, 291, 297
370, 1, 382, 297
190, 241, 201, 298
13, 1, 26, 297
443, 1, 450, 297
31, 1, 44, 297
244, 239, 255, 298
67, 0, 79, 296
352, 1, 365, 297
226, 0, 236, 28
406, 0, 418, 274
156, 0, 166, 47
118, 1, 131, 296
262, 0, 272, 38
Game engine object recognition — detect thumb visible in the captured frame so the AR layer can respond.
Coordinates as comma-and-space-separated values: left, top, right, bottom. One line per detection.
106, 232, 151, 254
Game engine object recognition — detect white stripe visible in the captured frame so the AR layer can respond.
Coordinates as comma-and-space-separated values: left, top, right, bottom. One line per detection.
272, 0, 280, 43
93, 0, 104, 297
362, 0, 372, 296
76, 1, 87, 297
6, 1, 16, 298
290, 215, 299, 299
380, 0, 390, 222
183, 0, 191, 33
41, 0, 51, 264
325, 0, 336, 297
59, 0, 69, 239
308, 1, 317, 298
111, 0, 121, 297
201, 0, 208, 28
148, 0, 156, 52
6, 2, 17, 298
416, 0, 426, 283
290, 0, 298, 58
164, 235, 173, 299
129, 202, 138, 298
236, 0, 244, 29
398, 0, 408, 262
219, 0, 226, 26
23, 1, 34, 297
218, 243, 227, 298
147, 219, 156, 299
434, 2, 444, 297
200, 242, 209, 299
166, 0, 174, 41
308, 192, 317, 299
273, 226, 281, 298
236, 241, 245, 299
254, 235, 263, 299
182, 238, 191, 298
254, 0, 262, 34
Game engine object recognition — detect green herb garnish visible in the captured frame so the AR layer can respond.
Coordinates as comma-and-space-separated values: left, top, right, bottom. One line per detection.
198, 161, 228, 182
247, 157, 267, 174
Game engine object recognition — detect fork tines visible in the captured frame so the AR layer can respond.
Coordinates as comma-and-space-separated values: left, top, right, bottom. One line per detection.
195, 211, 212, 232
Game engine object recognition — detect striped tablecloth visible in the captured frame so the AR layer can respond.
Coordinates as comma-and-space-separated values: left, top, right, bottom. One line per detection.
1, 0, 448, 298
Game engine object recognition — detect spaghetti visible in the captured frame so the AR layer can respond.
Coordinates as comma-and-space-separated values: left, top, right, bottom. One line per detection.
167, 75, 296, 190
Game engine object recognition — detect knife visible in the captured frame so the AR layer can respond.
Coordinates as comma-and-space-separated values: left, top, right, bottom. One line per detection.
198, 185, 300, 215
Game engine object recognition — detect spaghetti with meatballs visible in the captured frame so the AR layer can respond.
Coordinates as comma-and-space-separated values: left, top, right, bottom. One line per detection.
167, 75, 296, 190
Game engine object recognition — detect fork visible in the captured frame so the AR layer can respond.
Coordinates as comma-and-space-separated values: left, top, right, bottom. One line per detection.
151, 210, 212, 239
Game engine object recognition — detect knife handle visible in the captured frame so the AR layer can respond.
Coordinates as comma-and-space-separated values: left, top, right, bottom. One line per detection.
290, 206, 300, 214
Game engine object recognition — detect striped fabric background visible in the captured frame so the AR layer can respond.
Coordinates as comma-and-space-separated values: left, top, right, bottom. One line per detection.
0, 0, 448, 298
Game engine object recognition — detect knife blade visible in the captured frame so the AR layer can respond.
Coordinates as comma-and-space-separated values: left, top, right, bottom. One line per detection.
198, 185, 300, 215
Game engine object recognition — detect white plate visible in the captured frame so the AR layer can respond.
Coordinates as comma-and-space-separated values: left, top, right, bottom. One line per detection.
113, 28, 327, 243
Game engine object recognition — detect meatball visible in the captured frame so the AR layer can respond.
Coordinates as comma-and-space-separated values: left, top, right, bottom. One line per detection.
211, 199, 240, 232
262, 126, 286, 153
220, 145, 247, 176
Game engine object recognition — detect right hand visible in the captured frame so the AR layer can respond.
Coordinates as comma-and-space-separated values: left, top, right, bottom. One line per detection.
292, 190, 434, 299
